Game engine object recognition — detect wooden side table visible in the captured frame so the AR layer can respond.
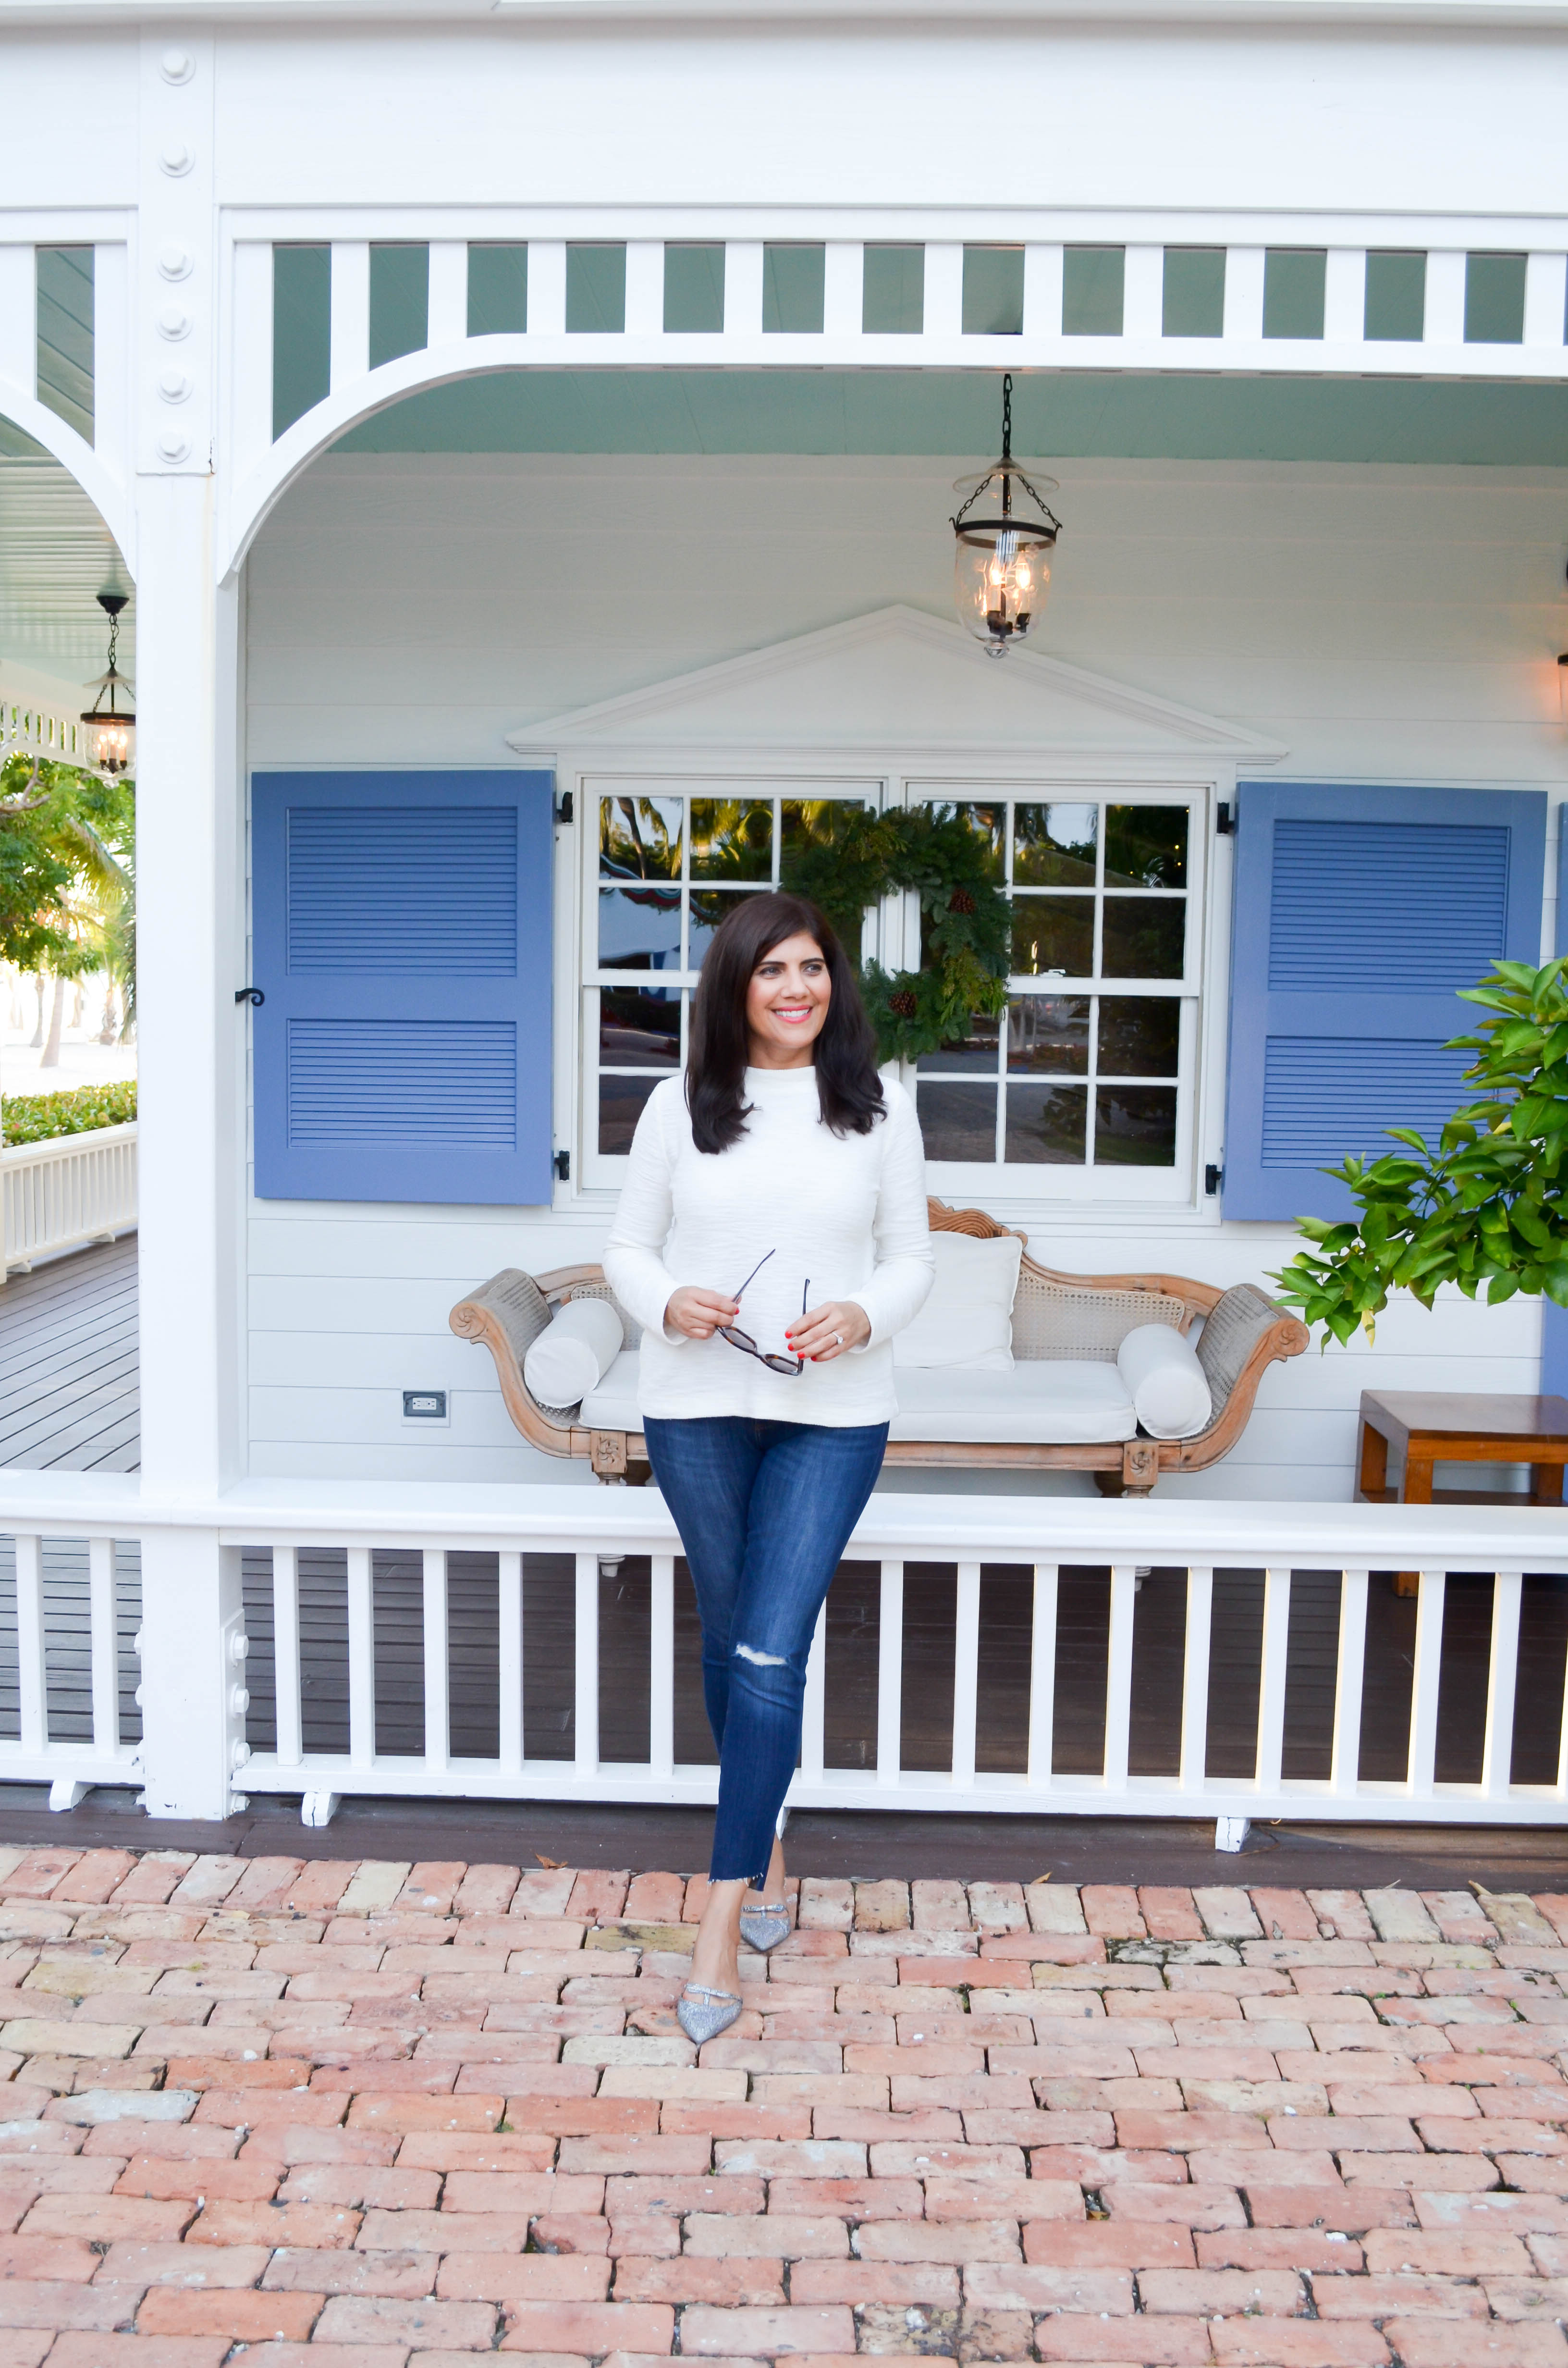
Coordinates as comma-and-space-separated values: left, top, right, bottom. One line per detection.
1357, 1389, 1568, 1508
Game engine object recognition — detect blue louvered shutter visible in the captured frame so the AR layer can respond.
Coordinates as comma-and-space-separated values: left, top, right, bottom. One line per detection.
252, 771, 554, 1204
1223, 781, 1547, 1221
1544, 821, 1568, 1395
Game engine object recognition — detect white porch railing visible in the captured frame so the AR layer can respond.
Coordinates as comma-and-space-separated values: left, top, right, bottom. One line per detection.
1, 1121, 136, 1273
0, 1475, 1564, 1833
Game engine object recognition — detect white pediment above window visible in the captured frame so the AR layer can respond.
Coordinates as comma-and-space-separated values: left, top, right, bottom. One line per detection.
507, 604, 1286, 767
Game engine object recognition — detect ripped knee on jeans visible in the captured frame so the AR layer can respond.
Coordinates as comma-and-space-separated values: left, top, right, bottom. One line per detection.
735, 1640, 788, 1668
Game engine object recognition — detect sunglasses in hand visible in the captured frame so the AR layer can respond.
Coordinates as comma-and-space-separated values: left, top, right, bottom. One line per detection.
719, 1250, 808, 1376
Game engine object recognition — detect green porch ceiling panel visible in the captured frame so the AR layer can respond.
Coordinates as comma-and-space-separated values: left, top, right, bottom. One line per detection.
763, 245, 825, 334
1364, 252, 1426, 343
963, 247, 1024, 336
864, 245, 924, 335
273, 245, 331, 439
567, 245, 626, 334
1466, 252, 1527, 345
369, 244, 429, 370
663, 244, 724, 334
1063, 247, 1125, 338
332, 368, 1568, 467
1263, 250, 1326, 340
1162, 248, 1225, 339
467, 245, 527, 337
36, 247, 94, 445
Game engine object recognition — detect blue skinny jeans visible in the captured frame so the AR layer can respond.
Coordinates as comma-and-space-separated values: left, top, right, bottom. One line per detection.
643, 1415, 888, 1887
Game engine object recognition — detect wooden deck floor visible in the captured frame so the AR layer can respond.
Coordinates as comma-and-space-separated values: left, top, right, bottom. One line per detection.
0, 1235, 139, 1472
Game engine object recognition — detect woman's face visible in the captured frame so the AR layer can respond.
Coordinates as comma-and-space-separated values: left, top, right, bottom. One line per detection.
745, 931, 832, 1067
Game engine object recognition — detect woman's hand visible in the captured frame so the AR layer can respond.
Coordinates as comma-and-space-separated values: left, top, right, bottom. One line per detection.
788, 1299, 872, 1364
665, 1285, 740, 1341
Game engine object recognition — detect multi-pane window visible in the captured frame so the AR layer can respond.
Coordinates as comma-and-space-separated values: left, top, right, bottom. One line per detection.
586, 785, 871, 1170
911, 796, 1197, 1179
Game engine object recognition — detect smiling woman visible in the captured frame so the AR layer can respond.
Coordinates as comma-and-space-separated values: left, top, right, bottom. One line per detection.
601, 889, 935, 2045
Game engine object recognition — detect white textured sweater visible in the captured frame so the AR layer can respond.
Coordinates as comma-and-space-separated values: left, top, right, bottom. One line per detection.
602, 1066, 934, 1426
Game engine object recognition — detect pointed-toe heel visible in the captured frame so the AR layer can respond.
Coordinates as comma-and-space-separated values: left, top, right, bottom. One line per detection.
677, 1983, 743, 2044
739, 1900, 793, 1953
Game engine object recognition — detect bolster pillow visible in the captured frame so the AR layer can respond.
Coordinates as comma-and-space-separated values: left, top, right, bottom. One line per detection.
523, 1296, 625, 1408
1115, 1321, 1213, 1441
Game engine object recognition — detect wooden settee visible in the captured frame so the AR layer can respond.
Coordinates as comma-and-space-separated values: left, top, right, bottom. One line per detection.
450, 1200, 1307, 1496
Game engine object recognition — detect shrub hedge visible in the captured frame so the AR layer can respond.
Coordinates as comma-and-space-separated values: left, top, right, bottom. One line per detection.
1, 1081, 138, 1145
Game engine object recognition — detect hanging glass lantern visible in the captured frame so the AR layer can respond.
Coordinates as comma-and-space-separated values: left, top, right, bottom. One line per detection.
80, 592, 135, 777
951, 373, 1062, 657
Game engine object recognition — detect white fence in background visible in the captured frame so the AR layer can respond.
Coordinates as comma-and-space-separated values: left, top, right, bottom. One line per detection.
0, 1478, 1564, 1833
2, 1122, 136, 1272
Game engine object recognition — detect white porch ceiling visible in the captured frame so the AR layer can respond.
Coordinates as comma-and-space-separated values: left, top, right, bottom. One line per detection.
0, 430, 133, 690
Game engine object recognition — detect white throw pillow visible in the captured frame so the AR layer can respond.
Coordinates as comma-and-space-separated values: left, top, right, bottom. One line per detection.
892, 1233, 1023, 1372
524, 1296, 625, 1407
1116, 1321, 1213, 1440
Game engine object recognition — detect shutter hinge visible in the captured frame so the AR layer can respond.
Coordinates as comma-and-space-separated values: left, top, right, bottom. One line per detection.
554, 791, 574, 826
553, 1150, 570, 1182
1204, 1163, 1224, 1197
1216, 803, 1235, 837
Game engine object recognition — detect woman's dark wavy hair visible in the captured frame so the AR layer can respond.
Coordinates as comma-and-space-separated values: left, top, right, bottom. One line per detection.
686, 890, 884, 1155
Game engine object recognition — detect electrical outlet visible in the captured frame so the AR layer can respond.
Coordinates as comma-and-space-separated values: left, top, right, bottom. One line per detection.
402, 1389, 450, 1425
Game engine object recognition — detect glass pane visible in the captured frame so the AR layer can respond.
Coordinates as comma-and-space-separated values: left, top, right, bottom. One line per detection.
1262, 248, 1326, 339
783, 798, 860, 857
600, 987, 680, 1070
1007, 995, 1090, 1075
1063, 246, 1125, 337
664, 243, 724, 333
1465, 252, 1527, 345
1011, 897, 1094, 977
1162, 247, 1224, 338
468, 244, 527, 336
691, 799, 772, 881
928, 801, 1005, 879
917, 1083, 997, 1162
917, 1012, 1000, 1075
1104, 805, 1188, 889
600, 1073, 661, 1156
863, 245, 924, 334
688, 888, 753, 966
763, 245, 825, 333
1005, 1083, 1089, 1163
1102, 899, 1185, 980
1094, 1085, 1178, 1167
1364, 250, 1424, 342
600, 796, 683, 881
566, 244, 626, 333
1014, 802, 1097, 887
962, 246, 1024, 336
1098, 997, 1179, 1077
599, 885, 682, 972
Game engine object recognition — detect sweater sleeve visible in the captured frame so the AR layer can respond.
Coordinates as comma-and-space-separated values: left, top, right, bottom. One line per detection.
848, 1085, 935, 1351
602, 1085, 687, 1344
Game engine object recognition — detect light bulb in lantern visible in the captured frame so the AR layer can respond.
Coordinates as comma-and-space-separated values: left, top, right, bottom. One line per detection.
951, 374, 1062, 658
80, 592, 135, 778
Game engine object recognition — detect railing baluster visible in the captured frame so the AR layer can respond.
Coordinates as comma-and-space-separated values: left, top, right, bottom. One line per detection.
800, 1604, 826, 1786
876, 1559, 903, 1788
951, 1561, 981, 1789
1407, 1568, 1446, 1799
498, 1550, 523, 1773
1104, 1566, 1136, 1795
574, 1553, 599, 1775
1332, 1569, 1368, 1798
1027, 1563, 1058, 1786
272, 1544, 301, 1767
88, 1536, 119, 1755
1179, 1566, 1213, 1795
16, 1535, 45, 1756
423, 1548, 449, 1776
649, 1554, 674, 1779
1483, 1569, 1522, 1801
1255, 1566, 1292, 1795
347, 1545, 374, 1770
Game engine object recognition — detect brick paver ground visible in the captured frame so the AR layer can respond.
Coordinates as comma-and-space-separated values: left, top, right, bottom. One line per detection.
0, 1851, 1564, 2365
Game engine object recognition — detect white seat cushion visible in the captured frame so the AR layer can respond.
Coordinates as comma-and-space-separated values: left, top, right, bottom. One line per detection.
579, 1349, 645, 1431
889, 1362, 1137, 1445
577, 1350, 1138, 1446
